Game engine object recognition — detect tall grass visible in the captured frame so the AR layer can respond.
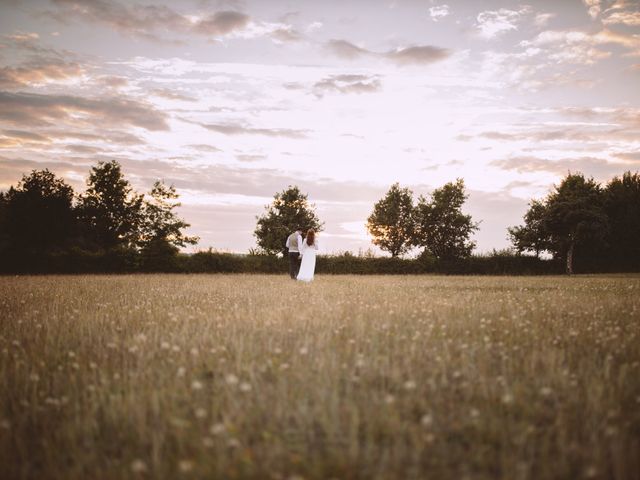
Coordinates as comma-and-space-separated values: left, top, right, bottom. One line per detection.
1, 275, 639, 479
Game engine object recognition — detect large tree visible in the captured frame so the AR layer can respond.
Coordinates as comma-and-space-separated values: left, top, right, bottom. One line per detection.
366, 183, 414, 257
603, 171, 640, 267
508, 199, 549, 258
254, 185, 323, 255
139, 181, 199, 257
0, 169, 75, 252
77, 160, 144, 250
413, 179, 478, 259
543, 173, 608, 274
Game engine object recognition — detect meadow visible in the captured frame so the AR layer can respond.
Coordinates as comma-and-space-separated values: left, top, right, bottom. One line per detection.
1, 274, 639, 480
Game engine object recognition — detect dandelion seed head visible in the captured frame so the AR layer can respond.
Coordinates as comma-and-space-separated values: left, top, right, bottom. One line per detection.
403, 380, 417, 391
178, 460, 194, 473
130, 459, 147, 474
210, 423, 225, 435
420, 414, 433, 427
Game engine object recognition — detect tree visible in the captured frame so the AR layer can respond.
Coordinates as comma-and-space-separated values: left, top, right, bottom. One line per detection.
413, 179, 478, 259
366, 183, 414, 258
0, 169, 75, 252
139, 181, 199, 268
543, 173, 608, 274
603, 171, 640, 267
254, 186, 323, 255
508, 199, 549, 258
77, 160, 144, 250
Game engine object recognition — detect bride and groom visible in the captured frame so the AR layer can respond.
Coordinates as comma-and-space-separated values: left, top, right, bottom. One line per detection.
286, 228, 319, 282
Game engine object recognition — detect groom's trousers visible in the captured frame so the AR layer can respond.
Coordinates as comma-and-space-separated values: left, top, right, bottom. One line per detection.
288, 252, 300, 279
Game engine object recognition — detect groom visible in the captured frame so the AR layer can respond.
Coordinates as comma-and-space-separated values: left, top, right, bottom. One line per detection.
286, 228, 303, 279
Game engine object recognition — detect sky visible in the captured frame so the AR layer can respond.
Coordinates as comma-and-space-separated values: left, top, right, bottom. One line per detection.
0, 0, 639, 255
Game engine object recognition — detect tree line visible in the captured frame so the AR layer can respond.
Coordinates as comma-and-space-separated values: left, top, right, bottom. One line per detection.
253, 172, 640, 274
1, 162, 638, 274
0, 161, 197, 270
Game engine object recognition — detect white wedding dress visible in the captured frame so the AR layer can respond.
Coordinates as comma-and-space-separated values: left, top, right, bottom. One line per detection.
297, 239, 319, 282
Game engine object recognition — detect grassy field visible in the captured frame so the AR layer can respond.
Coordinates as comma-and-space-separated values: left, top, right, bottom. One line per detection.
1, 274, 639, 480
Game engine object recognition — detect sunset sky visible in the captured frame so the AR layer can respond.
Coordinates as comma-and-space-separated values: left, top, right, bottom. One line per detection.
1, 0, 639, 254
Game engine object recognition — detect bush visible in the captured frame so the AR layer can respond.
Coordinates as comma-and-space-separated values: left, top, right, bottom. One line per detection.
0, 248, 609, 275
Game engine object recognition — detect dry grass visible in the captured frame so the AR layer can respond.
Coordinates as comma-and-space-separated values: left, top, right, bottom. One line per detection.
1, 274, 639, 480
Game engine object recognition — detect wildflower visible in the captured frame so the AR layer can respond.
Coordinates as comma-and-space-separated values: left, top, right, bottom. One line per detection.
540, 387, 552, 397
161, 342, 170, 350
403, 380, 417, 391
130, 459, 148, 474
210, 423, 225, 435
501, 392, 514, 405
239, 382, 252, 393
225, 374, 239, 385
191, 380, 203, 391
202, 436, 214, 448
299, 347, 308, 355
420, 414, 433, 428
384, 394, 395, 405
178, 460, 194, 473
195, 408, 207, 419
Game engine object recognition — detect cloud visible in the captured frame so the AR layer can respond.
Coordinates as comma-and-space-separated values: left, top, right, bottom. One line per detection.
187, 144, 221, 152
385, 45, 451, 65
491, 155, 629, 179
269, 27, 303, 44
613, 151, 640, 163
46, 1, 261, 42
534, 13, 556, 27
325, 39, 451, 65
582, 0, 602, 20
0, 91, 169, 131
0, 59, 85, 89
325, 39, 370, 60
150, 88, 197, 101
476, 7, 531, 39
313, 74, 381, 97
236, 154, 267, 163
521, 28, 640, 65
429, 5, 450, 22
603, 11, 640, 26
193, 11, 250, 36
201, 122, 307, 139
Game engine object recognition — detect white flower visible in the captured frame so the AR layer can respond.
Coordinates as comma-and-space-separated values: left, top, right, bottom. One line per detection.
225, 374, 239, 385
178, 460, 194, 473
239, 382, 252, 392
131, 459, 148, 474
210, 423, 225, 435
420, 414, 433, 427
191, 380, 203, 391
403, 380, 417, 391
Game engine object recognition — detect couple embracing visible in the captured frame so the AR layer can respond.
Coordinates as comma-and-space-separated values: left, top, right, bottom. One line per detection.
286, 228, 319, 282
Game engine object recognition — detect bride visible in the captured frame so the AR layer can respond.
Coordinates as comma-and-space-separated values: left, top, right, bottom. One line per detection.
297, 229, 319, 282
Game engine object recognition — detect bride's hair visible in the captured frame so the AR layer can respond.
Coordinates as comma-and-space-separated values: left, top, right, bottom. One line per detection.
306, 229, 315, 246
